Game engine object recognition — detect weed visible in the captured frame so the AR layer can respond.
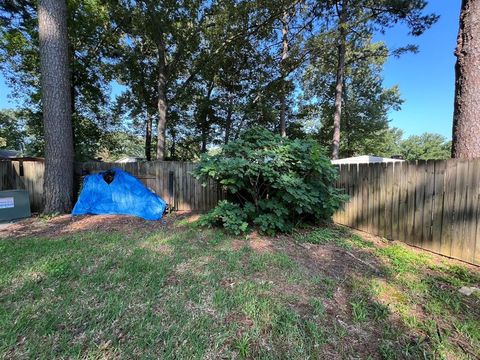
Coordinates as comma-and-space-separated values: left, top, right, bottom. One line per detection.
351, 298, 368, 322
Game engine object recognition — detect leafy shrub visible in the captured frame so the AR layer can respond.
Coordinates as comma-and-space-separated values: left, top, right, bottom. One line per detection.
194, 127, 347, 235
198, 200, 249, 235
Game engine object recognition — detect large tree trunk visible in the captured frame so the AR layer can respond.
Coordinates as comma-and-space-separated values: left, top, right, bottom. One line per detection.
331, 0, 348, 160
38, 0, 74, 214
452, 0, 480, 159
145, 113, 152, 161
279, 11, 289, 138
156, 42, 167, 160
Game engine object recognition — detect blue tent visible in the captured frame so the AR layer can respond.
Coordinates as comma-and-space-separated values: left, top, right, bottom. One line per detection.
72, 168, 167, 220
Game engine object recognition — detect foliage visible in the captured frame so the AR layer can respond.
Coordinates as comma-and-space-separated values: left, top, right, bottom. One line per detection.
0, 0, 119, 160
0, 109, 26, 151
399, 133, 451, 161
301, 34, 403, 157
194, 128, 346, 235
322, 125, 451, 161
198, 200, 249, 235
1, 0, 438, 162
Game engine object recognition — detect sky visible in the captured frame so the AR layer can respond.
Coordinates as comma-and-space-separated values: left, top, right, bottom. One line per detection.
0, 0, 460, 140
379, 0, 460, 139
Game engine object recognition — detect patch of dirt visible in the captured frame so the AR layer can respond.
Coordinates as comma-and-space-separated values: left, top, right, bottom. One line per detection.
247, 232, 274, 253
0, 211, 198, 239
229, 233, 274, 253
230, 239, 247, 251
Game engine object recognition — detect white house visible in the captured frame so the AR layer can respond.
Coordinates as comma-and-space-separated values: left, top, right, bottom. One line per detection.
331, 155, 405, 165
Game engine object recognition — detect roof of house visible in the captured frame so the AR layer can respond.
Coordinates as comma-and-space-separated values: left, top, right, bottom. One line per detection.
331, 155, 405, 165
115, 156, 146, 163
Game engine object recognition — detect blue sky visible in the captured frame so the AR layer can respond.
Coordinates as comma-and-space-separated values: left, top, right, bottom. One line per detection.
0, 0, 460, 140
379, 0, 460, 139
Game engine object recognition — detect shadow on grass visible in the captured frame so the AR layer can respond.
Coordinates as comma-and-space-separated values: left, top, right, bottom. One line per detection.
1, 220, 479, 359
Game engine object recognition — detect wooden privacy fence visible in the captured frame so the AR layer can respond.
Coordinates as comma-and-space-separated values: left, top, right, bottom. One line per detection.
2, 158, 480, 265
0, 160, 221, 212
75, 161, 222, 211
333, 160, 480, 266
0, 160, 45, 212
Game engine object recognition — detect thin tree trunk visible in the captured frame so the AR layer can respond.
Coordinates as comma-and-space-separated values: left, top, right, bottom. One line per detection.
452, 0, 480, 159
201, 127, 208, 153
331, 0, 348, 160
279, 11, 289, 138
224, 104, 233, 144
234, 114, 247, 140
343, 75, 350, 157
200, 82, 214, 153
145, 113, 152, 161
170, 128, 176, 160
38, 0, 74, 213
156, 41, 167, 160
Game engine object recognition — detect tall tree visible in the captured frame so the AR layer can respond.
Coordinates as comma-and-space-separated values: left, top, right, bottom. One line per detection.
452, 0, 480, 159
331, 0, 348, 159
279, 10, 290, 137
38, 0, 74, 213
1, 0, 120, 160
324, 0, 438, 159
302, 33, 402, 158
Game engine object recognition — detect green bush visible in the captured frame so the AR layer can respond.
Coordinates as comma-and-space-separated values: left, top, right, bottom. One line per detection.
194, 128, 347, 235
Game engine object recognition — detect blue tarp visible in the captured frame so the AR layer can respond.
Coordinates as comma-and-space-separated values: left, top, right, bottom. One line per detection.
72, 168, 167, 220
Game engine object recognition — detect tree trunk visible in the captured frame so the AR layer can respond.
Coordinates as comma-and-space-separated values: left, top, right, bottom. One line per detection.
156, 41, 167, 160
279, 11, 289, 138
38, 0, 74, 214
224, 104, 233, 144
452, 0, 480, 159
145, 113, 152, 161
331, 0, 348, 160
68, 41, 77, 156
343, 75, 351, 157
200, 82, 214, 153
201, 127, 208, 153
170, 128, 176, 160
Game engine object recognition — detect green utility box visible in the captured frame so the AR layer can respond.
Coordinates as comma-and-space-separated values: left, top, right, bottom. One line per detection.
0, 190, 31, 222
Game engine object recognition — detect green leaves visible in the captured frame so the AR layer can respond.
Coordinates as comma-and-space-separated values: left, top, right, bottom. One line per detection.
199, 200, 249, 235
195, 128, 347, 235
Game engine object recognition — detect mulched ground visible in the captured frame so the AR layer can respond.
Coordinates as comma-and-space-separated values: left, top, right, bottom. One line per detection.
0, 212, 198, 239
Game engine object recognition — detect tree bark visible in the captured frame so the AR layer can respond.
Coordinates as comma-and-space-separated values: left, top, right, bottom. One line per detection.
331, 0, 348, 160
224, 104, 233, 144
145, 113, 152, 161
170, 128, 176, 160
279, 11, 289, 138
200, 82, 214, 153
156, 41, 167, 160
452, 0, 480, 159
38, 0, 74, 214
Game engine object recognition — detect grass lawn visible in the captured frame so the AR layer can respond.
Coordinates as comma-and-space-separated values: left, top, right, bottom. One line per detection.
1, 214, 479, 359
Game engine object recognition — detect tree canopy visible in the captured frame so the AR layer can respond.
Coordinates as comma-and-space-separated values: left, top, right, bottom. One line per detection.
0, 0, 442, 162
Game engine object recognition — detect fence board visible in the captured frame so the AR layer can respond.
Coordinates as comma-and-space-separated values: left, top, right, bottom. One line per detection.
392, 163, 402, 239
422, 161, 435, 251
333, 159, 480, 266
431, 161, 446, 254
452, 160, 468, 259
